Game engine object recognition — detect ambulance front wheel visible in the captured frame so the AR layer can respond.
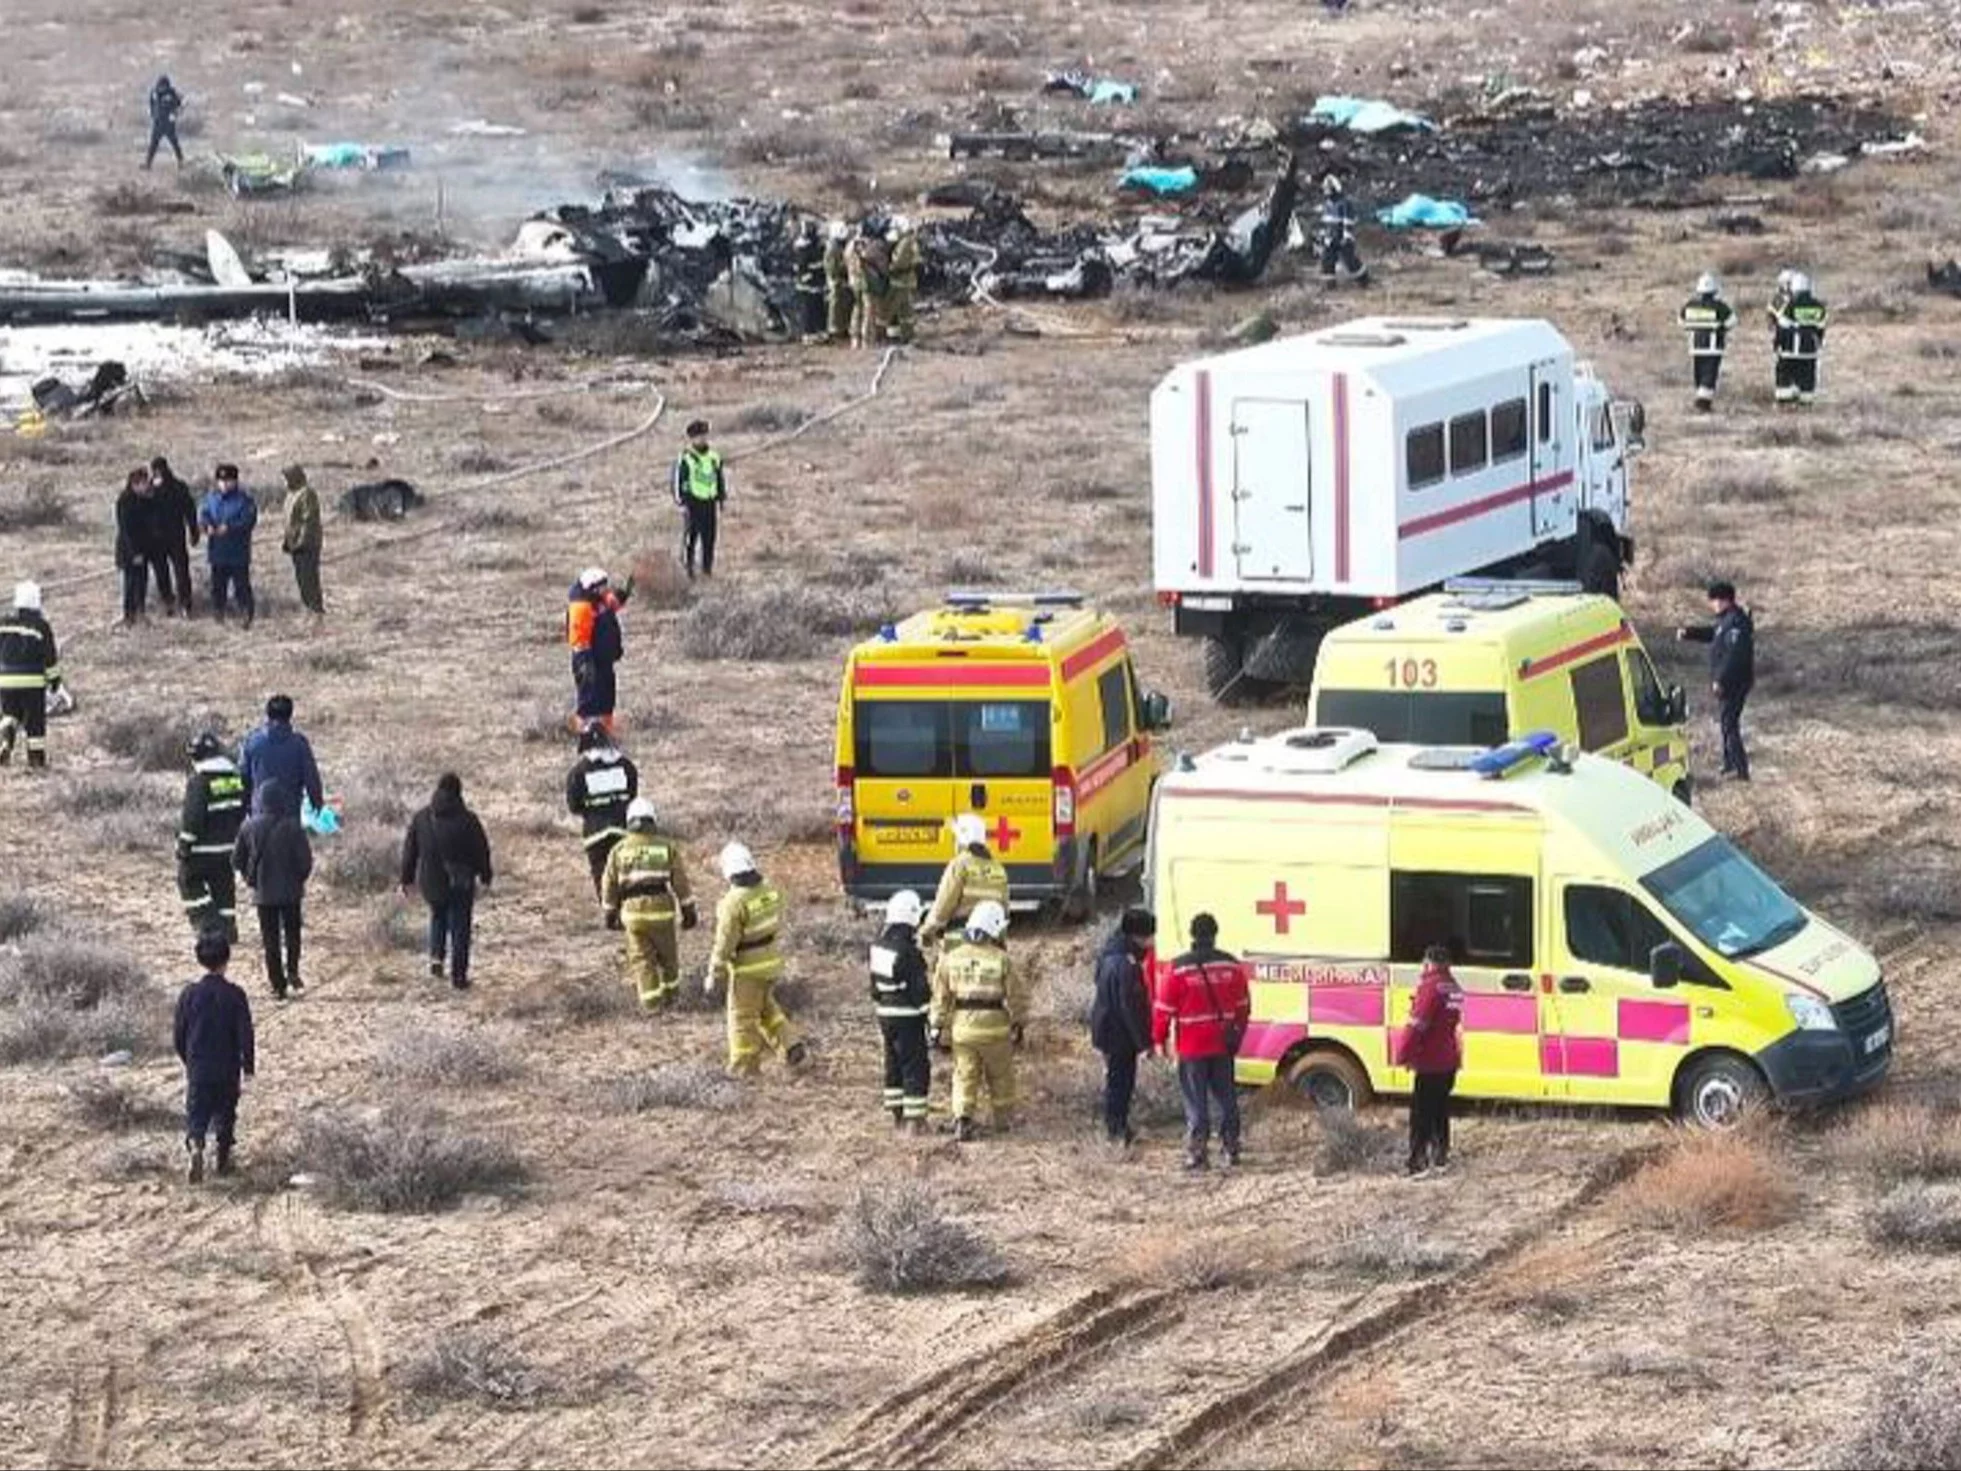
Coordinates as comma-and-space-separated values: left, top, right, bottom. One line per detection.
1676, 1052, 1769, 1130
1286, 1050, 1374, 1112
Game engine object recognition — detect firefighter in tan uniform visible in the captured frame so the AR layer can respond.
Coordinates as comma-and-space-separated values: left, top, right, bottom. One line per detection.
600, 797, 697, 1010
921, 812, 1010, 948
929, 901, 1026, 1141
885, 216, 921, 343
706, 842, 807, 1075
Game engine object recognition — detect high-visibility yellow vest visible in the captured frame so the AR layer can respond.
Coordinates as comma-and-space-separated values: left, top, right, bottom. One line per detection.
681, 447, 723, 502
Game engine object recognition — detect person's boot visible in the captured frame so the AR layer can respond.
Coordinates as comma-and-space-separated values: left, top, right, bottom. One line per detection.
952, 1116, 976, 1143
1183, 1152, 1209, 1172
428, 959, 445, 982
786, 1042, 809, 1069
186, 1138, 205, 1185
890, 1109, 905, 1129
215, 1139, 235, 1178
0, 715, 15, 764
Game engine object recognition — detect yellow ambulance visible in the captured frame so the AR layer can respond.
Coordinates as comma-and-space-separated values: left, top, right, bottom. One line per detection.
1309, 580, 1694, 803
836, 593, 1170, 916
1146, 726, 1892, 1126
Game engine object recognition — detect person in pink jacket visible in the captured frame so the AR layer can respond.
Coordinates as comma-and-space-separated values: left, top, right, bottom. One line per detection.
1400, 945, 1464, 1177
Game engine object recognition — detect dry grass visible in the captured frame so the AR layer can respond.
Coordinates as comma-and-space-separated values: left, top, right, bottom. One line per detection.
396, 1330, 560, 1411
1320, 1218, 1462, 1280
0, 892, 51, 943
367, 899, 424, 953
1867, 1182, 1961, 1251
1314, 1109, 1401, 1177
0, 482, 72, 532
94, 714, 212, 773
321, 830, 398, 895
3, 937, 149, 1009
610, 1063, 743, 1113
0, 995, 167, 1066
1122, 1233, 1262, 1292
373, 1027, 523, 1087
1838, 1351, 1961, 1468
1831, 1102, 1961, 1184
295, 1109, 527, 1214
66, 1075, 179, 1132
677, 586, 896, 662
1617, 1131, 1798, 1232
838, 1183, 1009, 1294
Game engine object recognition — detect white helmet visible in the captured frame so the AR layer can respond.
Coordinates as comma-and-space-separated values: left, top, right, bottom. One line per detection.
1696, 271, 1720, 296
626, 796, 658, 829
885, 890, 924, 927
13, 581, 40, 611
1790, 271, 1813, 295
967, 900, 1009, 941
828, 220, 849, 242
1776, 268, 1798, 292
891, 214, 912, 234
578, 566, 609, 591
719, 841, 756, 880
1322, 173, 1343, 196
952, 813, 987, 849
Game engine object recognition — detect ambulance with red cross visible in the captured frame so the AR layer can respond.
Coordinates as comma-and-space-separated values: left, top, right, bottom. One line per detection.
1146, 726, 1893, 1126
836, 593, 1170, 916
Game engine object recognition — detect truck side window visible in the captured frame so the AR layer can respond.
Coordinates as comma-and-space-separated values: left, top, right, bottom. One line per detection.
1491, 398, 1528, 462
1570, 656, 1629, 752
1448, 412, 1488, 476
1564, 885, 1724, 986
1406, 424, 1445, 489
1390, 871, 1533, 969
1536, 382, 1553, 443
1628, 650, 1668, 726
1591, 404, 1616, 452
1096, 663, 1131, 755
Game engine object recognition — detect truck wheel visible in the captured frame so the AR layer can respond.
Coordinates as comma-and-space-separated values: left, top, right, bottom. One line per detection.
1202, 635, 1246, 703
1061, 842, 1099, 923
1675, 1053, 1769, 1130
1286, 1050, 1374, 1112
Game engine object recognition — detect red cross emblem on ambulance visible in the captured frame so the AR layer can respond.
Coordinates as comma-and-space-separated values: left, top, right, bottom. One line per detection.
989, 815, 1022, 854
1256, 880, 1307, 935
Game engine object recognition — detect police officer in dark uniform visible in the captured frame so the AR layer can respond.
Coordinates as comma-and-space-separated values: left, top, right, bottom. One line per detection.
1773, 273, 1829, 407
178, 731, 247, 939
1678, 272, 1736, 412
1678, 580, 1756, 782
1317, 174, 1369, 286
565, 721, 640, 895
146, 75, 185, 169
792, 219, 828, 340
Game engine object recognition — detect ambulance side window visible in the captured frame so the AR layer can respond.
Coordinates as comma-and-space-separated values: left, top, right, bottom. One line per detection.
1628, 650, 1668, 725
1570, 656, 1629, 752
857, 701, 951, 778
1096, 664, 1132, 754
1564, 885, 1724, 986
1406, 424, 1446, 490
1491, 398, 1528, 462
1390, 871, 1534, 969
954, 701, 1051, 778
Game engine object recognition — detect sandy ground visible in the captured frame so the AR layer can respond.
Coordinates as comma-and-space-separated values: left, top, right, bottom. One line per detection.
5, 0, 1961, 1467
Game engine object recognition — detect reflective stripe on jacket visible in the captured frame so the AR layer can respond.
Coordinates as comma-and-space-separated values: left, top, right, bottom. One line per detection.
711, 879, 784, 983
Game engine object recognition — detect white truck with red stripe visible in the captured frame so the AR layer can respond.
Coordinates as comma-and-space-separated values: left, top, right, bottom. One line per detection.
1151, 317, 1644, 701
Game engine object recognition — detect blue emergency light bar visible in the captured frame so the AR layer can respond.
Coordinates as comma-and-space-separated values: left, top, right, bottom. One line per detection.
1470, 730, 1561, 779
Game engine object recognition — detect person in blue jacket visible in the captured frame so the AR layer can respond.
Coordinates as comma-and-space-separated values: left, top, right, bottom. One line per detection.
1090, 907, 1156, 1146
238, 694, 324, 819
173, 929, 255, 1183
198, 463, 258, 627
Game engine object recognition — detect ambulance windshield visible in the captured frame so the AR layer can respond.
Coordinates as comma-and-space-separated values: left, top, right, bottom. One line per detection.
1640, 836, 1807, 960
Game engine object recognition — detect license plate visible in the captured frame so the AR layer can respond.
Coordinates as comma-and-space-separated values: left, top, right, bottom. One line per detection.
1183, 595, 1233, 612
1864, 1025, 1891, 1055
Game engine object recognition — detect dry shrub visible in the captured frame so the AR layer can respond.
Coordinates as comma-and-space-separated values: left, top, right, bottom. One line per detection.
1877, 863, 1961, 924
449, 443, 512, 475
1868, 1182, 1961, 1251
1702, 467, 1793, 505
678, 585, 896, 662
0, 996, 166, 1066
296, 1109, 526, 1214
367, 900, 423, 953
559, 974, 634, 1023
97, 1138, 171, 1181
95, 713, 216, 773
4, 937, 148, 1009
1618, 1130, 1797, 1232
43, 112, 107, 144
1315, 1109, 1400, 1177
1833, 1102, 1961, 1185
626, 553, 693, 611
611, 1063, 742, 1113
1321, 1218, 1461, 1280
0, 483, 72, 532
1124, 1233, 1260, 1292
67, 1075, 178, 1132
1583, 1348, 1715, 1390
839, 1183, 1009, 1294
915, 487, 968, 533
373, 1027, 521, 1087
518, 699, 575, 745
943, 552, 1000, 586
1838, 1351, 1961, 1468
722, 401, 806, 434
397, 1329, 558, 1410
1486, 1241, 1595, 1324
713, 1179, 811, 1216
0, 892, 50, 942
321, 829, 399, 894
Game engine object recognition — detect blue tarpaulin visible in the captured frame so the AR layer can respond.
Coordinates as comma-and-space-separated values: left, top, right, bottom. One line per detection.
302, 796, 341, 836
1119, 165, 1199, 196
1308, 95, 1437, 134
1376, 194, 1477, 229
1044, 70, 1139, 105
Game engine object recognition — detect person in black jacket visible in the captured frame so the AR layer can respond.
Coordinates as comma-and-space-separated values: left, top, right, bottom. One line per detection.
401, 772, 494, 990
1679, 580, 1756, 782
173, 929, 255, 1183
232, 778, 313, 998
1090, 907, 1155, 1146
870, 890, 932, 1131
178, 731, 247, 941
565, 722, 638, 895
150, 455, 200, 616
114, 467, 166, 626
145, 75, 185, 170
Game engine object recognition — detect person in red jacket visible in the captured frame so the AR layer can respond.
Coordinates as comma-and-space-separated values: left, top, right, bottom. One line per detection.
1400, 945, 1465, 1176
1153, 913, 1252, 1171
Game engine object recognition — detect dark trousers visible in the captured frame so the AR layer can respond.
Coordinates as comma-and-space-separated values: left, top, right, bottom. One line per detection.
146, 118, 182, 167
1102, 1048, 1139, 1141
1409, 1070, 1456, 1171
210, 564, 255, 623
1691, 353, 1723, 401
573, 656, 618, 721
1719, 688, 1751, 778
1319, 237, 1367, 281
150, 547, 189, 610
290, 549, 324, 614
257, 902, 303, 994
798, 288, 827, 336
120, 561, 149, 621
428, 890, 476, 985
185, 1075, 240, 1147
1177, 1054, 1241, 1161
879, 1018, 931, 1121
179, 860, 238, 941
0, 687, 48, 767
682, 499, 719, 578
585, 837, 619, 894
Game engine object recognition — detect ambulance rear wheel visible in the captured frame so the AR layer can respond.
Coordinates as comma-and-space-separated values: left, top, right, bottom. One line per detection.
1202, 635, 1247, 703
1286, 1050, 1374, 1112
1676, 1053, 1769, 1130
1062, 842, 1099, 923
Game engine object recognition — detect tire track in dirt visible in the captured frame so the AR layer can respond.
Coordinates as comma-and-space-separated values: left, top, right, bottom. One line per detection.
253, 1194, 386, 1445
810, 1284, 1185, 1470
1121, 1145, 1658, 1471
54, 1363, 120, 1470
